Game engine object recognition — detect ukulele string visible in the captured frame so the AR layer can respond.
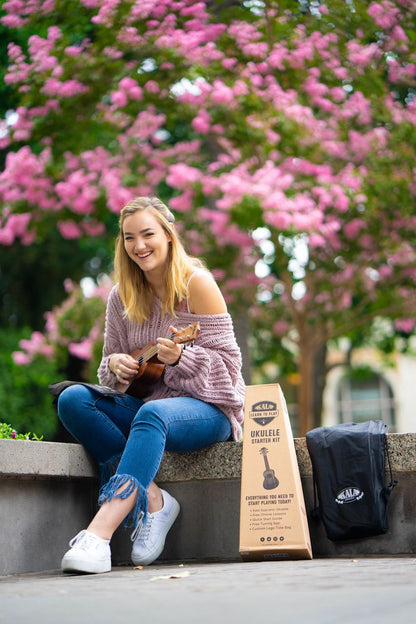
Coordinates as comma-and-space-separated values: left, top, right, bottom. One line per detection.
135, 324, 197, 366
136, 333, 178, 365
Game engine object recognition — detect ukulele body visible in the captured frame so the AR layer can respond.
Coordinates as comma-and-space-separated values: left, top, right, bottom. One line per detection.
260, 446, 279, 490
126, 347, 165, 398
263, 469, 279, 490
116, 322, 200, 399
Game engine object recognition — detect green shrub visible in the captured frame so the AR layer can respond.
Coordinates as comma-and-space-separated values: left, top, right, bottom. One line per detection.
0, 328, 60, 440
0, 422, 43, 440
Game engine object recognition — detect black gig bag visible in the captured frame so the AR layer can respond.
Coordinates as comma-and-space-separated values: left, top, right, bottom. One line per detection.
48, 380, 127, 407
306, 420, 397, 541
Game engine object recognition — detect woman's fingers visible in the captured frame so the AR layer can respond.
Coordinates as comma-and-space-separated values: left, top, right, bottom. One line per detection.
157, 337, 182, 365
114, 354, 139, 380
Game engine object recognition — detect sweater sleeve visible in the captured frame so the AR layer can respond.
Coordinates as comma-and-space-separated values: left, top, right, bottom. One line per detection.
163, 313, 245, 416
97, 286, 130, 388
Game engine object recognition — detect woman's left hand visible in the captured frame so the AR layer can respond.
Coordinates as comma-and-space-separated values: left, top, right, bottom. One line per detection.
157, 326, 183, 366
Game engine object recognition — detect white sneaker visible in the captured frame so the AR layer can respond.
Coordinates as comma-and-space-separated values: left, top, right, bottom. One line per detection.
61, 530, 111, 574
131, 489, 180, 566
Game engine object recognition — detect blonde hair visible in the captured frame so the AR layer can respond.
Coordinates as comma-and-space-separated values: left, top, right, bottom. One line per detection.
114, 196, 205, 323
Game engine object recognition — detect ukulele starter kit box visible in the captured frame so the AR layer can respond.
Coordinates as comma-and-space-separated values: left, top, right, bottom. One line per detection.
239, 384, 312, 561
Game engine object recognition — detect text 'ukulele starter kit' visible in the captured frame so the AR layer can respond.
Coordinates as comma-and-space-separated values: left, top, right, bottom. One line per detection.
239, 384, 312, 561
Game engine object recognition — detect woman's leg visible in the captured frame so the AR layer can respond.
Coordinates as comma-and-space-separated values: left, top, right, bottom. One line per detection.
62, 396, 231, 571
94, 397, 231, 533
58, 384, 158, 536
58, 385, 145, 574
58, 385, 145, 543
57, 384, 144, 469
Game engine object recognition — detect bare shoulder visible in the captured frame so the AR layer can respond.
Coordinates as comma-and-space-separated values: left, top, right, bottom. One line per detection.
188, 271, 227, 315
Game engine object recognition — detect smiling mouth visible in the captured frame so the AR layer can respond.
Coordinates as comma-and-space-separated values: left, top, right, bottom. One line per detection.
136, 251, 153, 259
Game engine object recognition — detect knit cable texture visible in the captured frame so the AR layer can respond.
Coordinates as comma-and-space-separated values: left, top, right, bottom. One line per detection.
97, 285, 245, 440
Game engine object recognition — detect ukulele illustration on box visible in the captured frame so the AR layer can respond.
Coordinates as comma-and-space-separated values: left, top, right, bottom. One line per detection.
118, 322, 200, 399
260, 447, 279, 490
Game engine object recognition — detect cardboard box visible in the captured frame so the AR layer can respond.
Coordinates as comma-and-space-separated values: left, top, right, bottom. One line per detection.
239, 384, 312, 560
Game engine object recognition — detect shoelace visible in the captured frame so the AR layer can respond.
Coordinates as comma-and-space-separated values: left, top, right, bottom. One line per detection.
130, 512, 152, 543
69, 530, 103, 551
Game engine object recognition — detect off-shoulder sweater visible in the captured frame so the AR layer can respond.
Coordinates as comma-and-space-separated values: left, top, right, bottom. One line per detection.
97, 285, 245, 440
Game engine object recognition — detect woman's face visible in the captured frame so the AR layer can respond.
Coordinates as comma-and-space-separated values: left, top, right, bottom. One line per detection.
123, 210, 172, 278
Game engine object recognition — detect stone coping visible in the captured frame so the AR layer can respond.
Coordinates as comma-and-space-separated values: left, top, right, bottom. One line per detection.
0, 432, 414, 482
0, 438, 97, 479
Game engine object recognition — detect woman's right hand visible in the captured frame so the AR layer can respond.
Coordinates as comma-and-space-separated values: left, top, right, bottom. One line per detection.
109, 353, 139, 385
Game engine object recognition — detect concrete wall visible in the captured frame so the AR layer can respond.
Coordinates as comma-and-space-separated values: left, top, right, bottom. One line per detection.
1, 434, 415, 575
0, 440, 98, 575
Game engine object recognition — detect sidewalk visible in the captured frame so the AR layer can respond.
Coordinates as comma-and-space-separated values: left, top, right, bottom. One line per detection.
1, 557, 415, 624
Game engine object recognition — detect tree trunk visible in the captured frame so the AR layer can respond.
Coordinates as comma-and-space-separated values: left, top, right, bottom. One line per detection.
296, 335, 327, 436
234, 313, 251, 384
312, 342, 327, 429
297, 344, 314, 436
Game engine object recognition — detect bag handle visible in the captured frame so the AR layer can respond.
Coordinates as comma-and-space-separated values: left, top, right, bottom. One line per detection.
310, 472, 321, 520
385, 436, 398, 493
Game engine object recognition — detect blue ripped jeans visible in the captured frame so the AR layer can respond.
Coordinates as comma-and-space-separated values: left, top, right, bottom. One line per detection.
57, 385, 231, 527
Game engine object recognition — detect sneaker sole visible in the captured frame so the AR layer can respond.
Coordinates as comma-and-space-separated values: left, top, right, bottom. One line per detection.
131, 499, 180, 566
61, 554, 111, 574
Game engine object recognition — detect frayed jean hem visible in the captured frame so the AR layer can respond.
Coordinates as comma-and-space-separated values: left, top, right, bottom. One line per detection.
98, 453, 122, 489
98, 473, 148, 529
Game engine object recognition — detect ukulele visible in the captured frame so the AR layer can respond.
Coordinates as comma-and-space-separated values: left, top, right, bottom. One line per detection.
259, 447, 279, 490
119, 322, 200, 399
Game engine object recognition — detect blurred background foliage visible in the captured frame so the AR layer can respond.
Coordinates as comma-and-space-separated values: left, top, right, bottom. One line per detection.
1, 0, 416, 437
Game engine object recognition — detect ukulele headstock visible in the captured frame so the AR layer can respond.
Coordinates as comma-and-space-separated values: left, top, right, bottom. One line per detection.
172, 322, 200, 345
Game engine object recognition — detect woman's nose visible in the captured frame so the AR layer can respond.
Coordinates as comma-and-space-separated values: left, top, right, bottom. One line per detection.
134, 238, 146, 251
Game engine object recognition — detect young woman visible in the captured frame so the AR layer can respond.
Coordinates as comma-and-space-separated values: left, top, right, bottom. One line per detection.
58, 196, 245, 573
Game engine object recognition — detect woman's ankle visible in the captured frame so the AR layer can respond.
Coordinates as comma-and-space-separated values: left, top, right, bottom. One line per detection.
86, 524, 113, 541
147, 484, 163, 514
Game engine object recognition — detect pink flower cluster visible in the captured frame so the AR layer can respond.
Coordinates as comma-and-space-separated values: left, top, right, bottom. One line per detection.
0, 147, 55, 243
1, 0, 55, 28
110, 77, 143, 109
12, 331, 53, 365
0, 212, 33, 245
41, 78, 89, 98
368, 1, 401, 29
13, 277, 113, 366
394, 319, 415, 334
55, 170, 99, 214
1, 0, 416, 335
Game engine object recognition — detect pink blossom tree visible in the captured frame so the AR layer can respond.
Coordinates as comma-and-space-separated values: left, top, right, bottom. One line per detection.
1, 0, 416, 434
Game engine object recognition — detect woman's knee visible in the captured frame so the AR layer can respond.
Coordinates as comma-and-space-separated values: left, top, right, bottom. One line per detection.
131, 401, 168, 435
57, 384, 91, 423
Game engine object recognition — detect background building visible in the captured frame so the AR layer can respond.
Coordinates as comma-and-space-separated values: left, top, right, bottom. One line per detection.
322, 349, 416, 433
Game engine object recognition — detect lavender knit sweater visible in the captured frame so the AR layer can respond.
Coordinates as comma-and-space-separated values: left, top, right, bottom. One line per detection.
97, 285, 245, 440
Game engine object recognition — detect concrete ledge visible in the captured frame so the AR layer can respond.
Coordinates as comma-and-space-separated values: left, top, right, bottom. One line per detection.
0, 438, 97, 480
3, 432, 414, 481
1, 433, 415, 575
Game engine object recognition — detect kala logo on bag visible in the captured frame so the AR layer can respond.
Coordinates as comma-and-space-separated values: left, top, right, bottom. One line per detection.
335, 487, 364, 505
